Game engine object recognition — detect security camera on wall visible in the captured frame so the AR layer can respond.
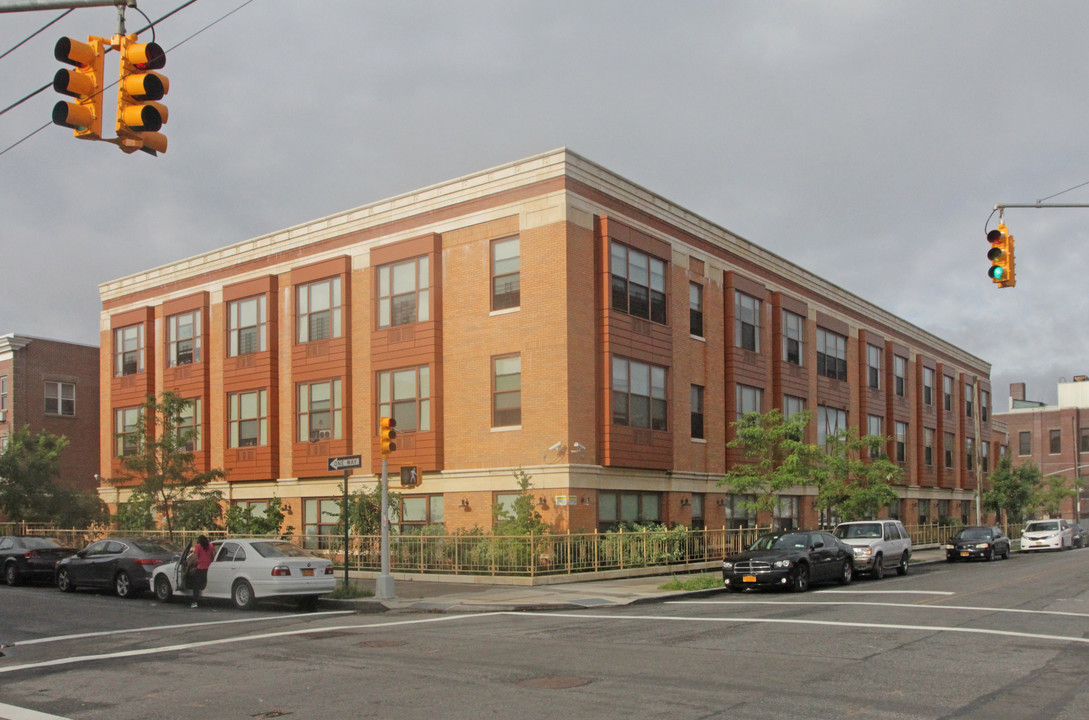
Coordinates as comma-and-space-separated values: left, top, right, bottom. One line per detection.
548, 441, 563, 452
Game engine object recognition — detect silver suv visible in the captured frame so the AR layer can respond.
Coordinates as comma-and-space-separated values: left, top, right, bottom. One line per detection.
832, 519, 912, 579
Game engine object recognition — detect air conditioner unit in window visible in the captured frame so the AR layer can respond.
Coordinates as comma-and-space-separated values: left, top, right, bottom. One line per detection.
310, 428, 332, 442
0, 410, 6, 423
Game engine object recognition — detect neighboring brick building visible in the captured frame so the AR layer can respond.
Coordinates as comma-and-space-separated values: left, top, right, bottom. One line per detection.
0, 334, 100, 496
995, 379, 1089, 521
97, 149, 997, 536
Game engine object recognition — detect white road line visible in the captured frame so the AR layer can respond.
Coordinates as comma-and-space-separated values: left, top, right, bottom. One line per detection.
9, 610, 355, 647
819, 590, 955, 595
0, 613, 500, 675
671, 599, 1089, 619
0, 701, 72, 720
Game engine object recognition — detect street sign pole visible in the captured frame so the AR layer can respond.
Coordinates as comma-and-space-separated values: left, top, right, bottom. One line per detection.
376, 456, 395, 598
342, 467, 350, 588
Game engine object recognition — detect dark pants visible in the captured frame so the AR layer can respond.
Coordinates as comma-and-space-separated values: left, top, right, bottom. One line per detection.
188, 568, 208, 599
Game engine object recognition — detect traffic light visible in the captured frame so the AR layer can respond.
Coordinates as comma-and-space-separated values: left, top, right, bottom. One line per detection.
380, 416, 397, 455
52, 36, 106, 139
987, 223, 1016, 288
116, 34, 169, 155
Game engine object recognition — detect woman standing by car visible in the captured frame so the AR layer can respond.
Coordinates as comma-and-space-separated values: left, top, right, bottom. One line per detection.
186, 535, 215, 608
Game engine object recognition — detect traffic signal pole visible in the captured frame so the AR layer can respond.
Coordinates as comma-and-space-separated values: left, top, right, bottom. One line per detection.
376, 456, 395, 599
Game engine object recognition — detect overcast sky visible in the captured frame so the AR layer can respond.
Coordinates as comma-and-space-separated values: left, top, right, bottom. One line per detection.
2, 0, 1086, 408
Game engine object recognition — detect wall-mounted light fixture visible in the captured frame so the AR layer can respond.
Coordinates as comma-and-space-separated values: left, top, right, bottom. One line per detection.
680, 497, 690, 507
537, 497, 547, 508
281, 502, 294, 515
716, 498, 726, 506
580, 495, 590, 505
459, 498, 470, 510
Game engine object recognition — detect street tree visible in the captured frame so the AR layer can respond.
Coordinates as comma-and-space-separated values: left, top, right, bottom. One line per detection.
0, 426, 107, 527
718, 409, 822, 518
494, 468, 550, 535
982, 455, 1040, 525
112, 392, 226, 538
813, 428, 902, 523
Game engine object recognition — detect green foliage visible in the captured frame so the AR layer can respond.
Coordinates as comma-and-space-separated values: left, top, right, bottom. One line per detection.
345, 483, 400, 536
328, 580, 374, 599
493, 468, 550, 536
982, 456, 1040, 524
813, 427, 902, 522
1038, 475, 1075, 518
114, 490, 156, 531
225, 496, 292, 536
112, 392, 227, 538
659, 573, 720, 591
172, 489, 225, 531
0, 425, 70, 523
719, 409, 822, 515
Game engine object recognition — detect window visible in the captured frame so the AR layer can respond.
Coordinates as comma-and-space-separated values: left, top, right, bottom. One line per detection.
167, 311, 201, 366
918, 499, 931, 525
960, 500, 971, 525
966, 437, 975, 470
689, 282, 703, 337
0, 375, 6, 412
924, 428, 935, 467
690, 385, 704, 439
114, 324, 144, 376
782, 310, 804, 366
923, 367, 934, 406
937, 499, 951, 522
981, 389, 990, 422
115, 407, 141, 457
867, 414, 883, 438
297, 277, 342, 343
965, 382, 974, 418
867, 345, 882, 389
775, 496, 800, 531
228, 296, 267, 356
177, 398, 202, 451
378, 366, 431, 432
378, 256, 430, 328
395, 495, 445, 531
982, 441, 989, 472
690, 493, 705, 530
1080, 428, 1089, 454
895, 421, 907, 462
783, 395, 805, 420
894, 356, 907, 397
44, 381, 75, 416
0, 436, 6, 453
611, 357, 667, 430
943, 375, 953, 412
302, 498, 341, 549
817, 405, 847, 445
492, 355, 521, 428
1019, 431, 1031, 456
597, 491, 661, 530
492, 237, 520, 311
735, 292, 760, 351
297, 379, 342, 442
228, 389, 268, 448
725, 494, 757, 529
1050, 429, 1061, 454
945, 432, 956, 469
735, 384, 763, 420
816, 329, 847, 381
610, 242, 666, 324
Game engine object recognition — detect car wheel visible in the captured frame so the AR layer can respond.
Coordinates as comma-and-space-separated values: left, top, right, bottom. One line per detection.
115, 570, 135, 598
4, 562, 21, 586
1001, 545, 1010, 560
154, 574, 173, 603
838, 560, 853, 586
57, 567, 75, 592
872, 554, 884, 580
727, 585, 745, 593
790, 564, 810, 593
986, 548, 995, 562
232, 579, 257, 610
945, 554, 956, 563
297, 595, 320, 612
897, 552, 909, 576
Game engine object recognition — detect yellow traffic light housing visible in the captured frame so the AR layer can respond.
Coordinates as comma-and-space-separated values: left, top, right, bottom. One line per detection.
987, 223, 1016, 288
380, 416, 397, 455
115, 34, 169, 155
52, 36, 106, 139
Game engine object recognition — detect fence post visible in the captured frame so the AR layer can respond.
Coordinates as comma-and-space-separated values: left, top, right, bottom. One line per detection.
530, 532, 535, 578
594, 528, 599, 572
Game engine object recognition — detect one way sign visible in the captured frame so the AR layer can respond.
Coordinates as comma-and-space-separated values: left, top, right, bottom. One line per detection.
327, 454, 362, 472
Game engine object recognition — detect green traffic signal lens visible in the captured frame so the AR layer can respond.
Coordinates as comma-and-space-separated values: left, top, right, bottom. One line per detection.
989, 266, 1005, 280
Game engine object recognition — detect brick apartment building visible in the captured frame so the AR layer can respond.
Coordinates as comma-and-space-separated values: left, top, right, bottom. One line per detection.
0, 334, 100, 497
96, 149, 998, 537
995, 378, 1089, 520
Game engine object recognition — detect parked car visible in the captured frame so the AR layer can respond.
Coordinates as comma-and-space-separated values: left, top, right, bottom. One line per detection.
1020, 519, 1074, 552
55, 537, 180, 598
1071, 522, 1087, 549
1, 536, 77, 586
944, 526, 1010, 562
722, 530, 854, 593
152, 538, 335, 610
832, 519, 912, 579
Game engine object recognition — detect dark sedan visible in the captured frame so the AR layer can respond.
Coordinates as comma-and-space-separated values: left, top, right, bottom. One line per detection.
1, 536, 77, 586
944, 526, 1010, 562
722, 530, 854, 593
55, 537, 181, 598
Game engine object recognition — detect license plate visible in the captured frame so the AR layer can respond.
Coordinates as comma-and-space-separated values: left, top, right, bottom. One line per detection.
302, 568, 314, 577
960, 552, 969, 557
743, 575, 757, 583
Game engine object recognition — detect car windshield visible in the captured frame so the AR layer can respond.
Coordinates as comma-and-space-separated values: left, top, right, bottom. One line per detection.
1026, 521, 1059, 532
250, 541, 315, 558
23, 537, 65, 549
956, 527, 992, 540
834, 523, 881, 540
749, 533, 809, 551
130, 540, 180, 553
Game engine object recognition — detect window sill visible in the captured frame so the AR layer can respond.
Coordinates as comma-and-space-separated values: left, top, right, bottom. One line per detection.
691, 438, 707, 444
491, 425, 521, 433
490, 307, 520, 317
689, 334, 706, 343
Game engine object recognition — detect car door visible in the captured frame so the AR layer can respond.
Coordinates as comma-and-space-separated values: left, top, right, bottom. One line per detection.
992, 527, 1008, 555
90, 541, 127, 587
71, 540, 108, 585
808, 532, 836, 581
205, 541, 240, 598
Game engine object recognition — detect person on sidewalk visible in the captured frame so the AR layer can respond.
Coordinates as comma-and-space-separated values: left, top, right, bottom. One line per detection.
186, 535, 215, 608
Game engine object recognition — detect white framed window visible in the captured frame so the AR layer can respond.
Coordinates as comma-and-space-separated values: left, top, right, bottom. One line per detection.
298, 379, 342, 442
492, 355, 521, 428
297, 277, 342, 343
783, 394, 805, 420
114, 324, 144, 376
924, 427, 935, 466
782, 310, 803, 365
895, 421, 908, 462
115, 407, 141, 457
177, 398, 202, 451
378, 256, 429, 328
167, 311, 201, 367
867, 414, 883, 438
817, 405, 847, 445
923, 367, 935, 406
229, 389, 268, 448
689, 283, 704, 337
228, 296, 267, 356
492, 237, 520, 311
735, 292, 760, 351
611, 357, 667, 430
867, 344, 882, 389
735, 384, 763, 420
894, 355, 907, 397
610, 242, 666, 324
378, 366, 431, 432
44, 381, 75, 416
816, 329, 847, 381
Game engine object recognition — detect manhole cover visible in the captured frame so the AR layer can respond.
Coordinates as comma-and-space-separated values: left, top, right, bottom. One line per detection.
515, 676, 591, 690
252, 711, 292, 718
357, 639, 407, 649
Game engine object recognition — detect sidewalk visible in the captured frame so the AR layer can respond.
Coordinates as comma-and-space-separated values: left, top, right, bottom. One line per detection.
322, 546, 949, 614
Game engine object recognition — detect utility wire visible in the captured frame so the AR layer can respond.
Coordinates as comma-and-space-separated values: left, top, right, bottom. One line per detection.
1037, 179, 1089, 204
0, 8, 71, 61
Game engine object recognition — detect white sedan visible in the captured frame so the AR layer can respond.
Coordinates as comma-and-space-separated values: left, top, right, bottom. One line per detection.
152, 538, 336, 610
1020, 519, 1074, 552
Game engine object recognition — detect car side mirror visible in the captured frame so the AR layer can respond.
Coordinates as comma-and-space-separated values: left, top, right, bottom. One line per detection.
76, 550, 86, 558
812, 541, 824, 549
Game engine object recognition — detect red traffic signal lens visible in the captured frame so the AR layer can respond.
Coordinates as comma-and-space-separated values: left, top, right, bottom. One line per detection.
987, 229, 1004, 244
124, 41, 166, 71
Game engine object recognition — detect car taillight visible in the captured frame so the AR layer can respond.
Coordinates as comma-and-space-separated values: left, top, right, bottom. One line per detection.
23, 550, 41, 558
134, 558, 164, 566
271, 565, 291, 576
324, 566, 334, 575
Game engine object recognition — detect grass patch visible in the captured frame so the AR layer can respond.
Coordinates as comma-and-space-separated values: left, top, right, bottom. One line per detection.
328, 581, 374, 599
658, 573, 721, 591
